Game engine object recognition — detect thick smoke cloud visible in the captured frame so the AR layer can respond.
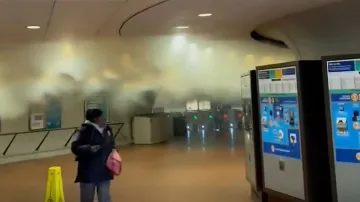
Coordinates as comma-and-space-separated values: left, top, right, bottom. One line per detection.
0, 35, 294, 118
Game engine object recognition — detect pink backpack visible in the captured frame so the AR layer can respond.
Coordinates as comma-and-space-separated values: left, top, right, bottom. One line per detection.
106, 150, 122, 176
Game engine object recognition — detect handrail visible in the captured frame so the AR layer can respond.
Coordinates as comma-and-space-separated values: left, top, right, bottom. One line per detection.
63, 122, 125, 147
35, 130, 51, 151
1, 122, 125, 156
64, 128, 78, 147
3, 134, 17, 156
0, 126, 78, 137
113, 123, 124, 139
0, 122, 125, 137
108, 122, 124, 126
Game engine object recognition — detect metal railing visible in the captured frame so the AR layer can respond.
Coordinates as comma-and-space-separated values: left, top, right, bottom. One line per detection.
1, 122, 125, 156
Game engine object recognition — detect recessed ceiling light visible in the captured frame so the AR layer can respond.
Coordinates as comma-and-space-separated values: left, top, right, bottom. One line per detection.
176, 26, 189, 29
26, 25, 40, 29
198, 13, 212, 17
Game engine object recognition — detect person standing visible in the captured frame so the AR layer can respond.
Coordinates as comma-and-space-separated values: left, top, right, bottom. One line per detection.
71, 108, 115, 202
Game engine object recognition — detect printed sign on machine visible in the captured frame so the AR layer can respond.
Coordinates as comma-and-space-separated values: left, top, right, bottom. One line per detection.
258, 67, 301, 159
327, 59, 360, 163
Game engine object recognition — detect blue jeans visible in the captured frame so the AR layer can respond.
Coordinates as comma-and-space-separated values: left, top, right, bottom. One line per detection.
80, 181, 111, 202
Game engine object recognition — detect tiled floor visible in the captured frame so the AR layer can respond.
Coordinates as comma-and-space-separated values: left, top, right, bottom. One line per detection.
0, 129, 251, 202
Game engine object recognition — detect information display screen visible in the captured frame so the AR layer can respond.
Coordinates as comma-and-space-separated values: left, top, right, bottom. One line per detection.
327, 59, 360, 163
258, 67, 301, 159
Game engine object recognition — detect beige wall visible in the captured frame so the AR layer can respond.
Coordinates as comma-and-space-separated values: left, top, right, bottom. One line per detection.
0, 98, 139, 164
0, 96, 133, 139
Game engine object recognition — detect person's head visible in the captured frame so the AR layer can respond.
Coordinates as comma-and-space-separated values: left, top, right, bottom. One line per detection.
86, 109, 106, 127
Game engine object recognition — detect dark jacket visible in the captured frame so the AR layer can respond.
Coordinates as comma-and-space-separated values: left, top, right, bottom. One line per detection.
71, 121, 115, 183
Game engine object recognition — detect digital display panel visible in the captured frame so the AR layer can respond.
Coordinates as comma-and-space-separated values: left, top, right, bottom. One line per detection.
327, 59, 360, 163
258, 67, 301, 159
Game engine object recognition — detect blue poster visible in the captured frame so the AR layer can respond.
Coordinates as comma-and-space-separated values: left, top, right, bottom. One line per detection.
258, 67, 301, 159
45, 99, 61, 129
85, 95, 109, 122
327, 59, 360, 163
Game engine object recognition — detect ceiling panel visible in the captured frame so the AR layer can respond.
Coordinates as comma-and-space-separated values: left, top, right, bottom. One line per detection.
120, 0, 341, 36
97, 0, 165, 36
46, 1, 126, 39
0, 2, 53, 41
0, 0, 342, 43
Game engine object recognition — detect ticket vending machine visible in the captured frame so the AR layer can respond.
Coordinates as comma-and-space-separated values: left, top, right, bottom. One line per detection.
241, 70, 264, 197
322, 54, 360, 202
256, 61, 332, 202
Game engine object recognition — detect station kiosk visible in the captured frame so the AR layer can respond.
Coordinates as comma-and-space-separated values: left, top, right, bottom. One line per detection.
241, 70, 265, 199
256, 61, 332, 202
322, 54, 360, 202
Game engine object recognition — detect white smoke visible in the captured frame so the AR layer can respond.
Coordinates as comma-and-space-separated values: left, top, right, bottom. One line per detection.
0, 35, 295, 118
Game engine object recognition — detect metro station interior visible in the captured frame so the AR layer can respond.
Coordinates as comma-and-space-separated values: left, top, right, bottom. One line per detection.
0, 0, 359, 202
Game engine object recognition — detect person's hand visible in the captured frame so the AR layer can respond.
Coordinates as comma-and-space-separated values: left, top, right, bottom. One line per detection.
90, 145, 101, 153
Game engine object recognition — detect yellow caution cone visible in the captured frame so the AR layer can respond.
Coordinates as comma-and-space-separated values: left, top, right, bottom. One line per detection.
44, 166, 65, 202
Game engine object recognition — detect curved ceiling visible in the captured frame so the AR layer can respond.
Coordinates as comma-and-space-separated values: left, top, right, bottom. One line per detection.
0, 0, 341, 44
120, 0, 341, 37
256, 0, 360, 59
0, 0, 165, 42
